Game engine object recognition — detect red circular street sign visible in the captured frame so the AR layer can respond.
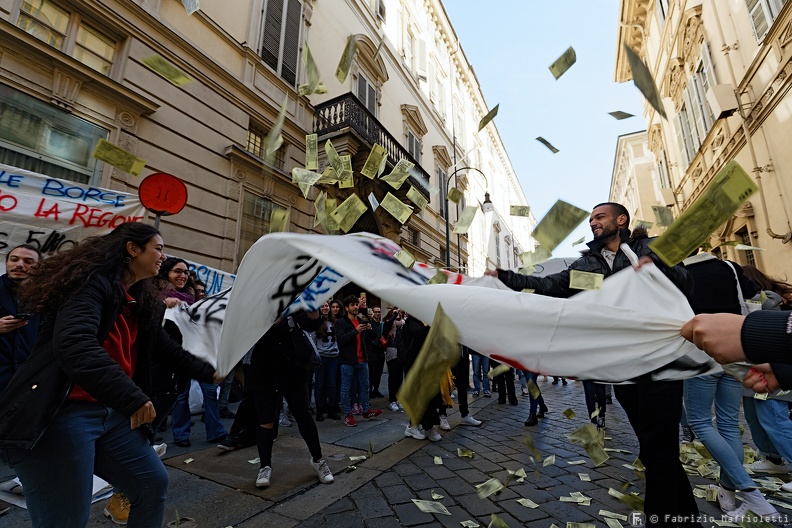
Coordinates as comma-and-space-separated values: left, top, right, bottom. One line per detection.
138, 173, 188, 216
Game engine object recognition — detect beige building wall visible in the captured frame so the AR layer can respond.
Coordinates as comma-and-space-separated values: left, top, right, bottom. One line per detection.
615, 0, 792, 278
0, 0, 532, 277
610, 130, 664, 237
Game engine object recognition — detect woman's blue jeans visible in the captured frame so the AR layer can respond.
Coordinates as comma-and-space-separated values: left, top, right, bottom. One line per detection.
684, 373, 755, 490
471, 354, 490, 392
744, 396, 792, 460
6, 400, 168, 528
172, 380, 227, 442
523, 371, 545, 414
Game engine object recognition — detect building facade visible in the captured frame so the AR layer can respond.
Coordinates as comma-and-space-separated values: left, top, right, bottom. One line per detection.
610, 130, 664, 237
0, 0, 532, 276
616, 0, 792, 274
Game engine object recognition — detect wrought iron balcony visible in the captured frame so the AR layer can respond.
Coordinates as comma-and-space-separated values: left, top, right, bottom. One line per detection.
313, 93, 430, 198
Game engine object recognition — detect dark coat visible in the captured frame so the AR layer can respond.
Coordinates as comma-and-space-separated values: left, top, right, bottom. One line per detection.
0, 274, 215, 450
335, 315, 375, 365
497, 231, 693, 299
683, 255, 756, 315
0, 274, 42, 394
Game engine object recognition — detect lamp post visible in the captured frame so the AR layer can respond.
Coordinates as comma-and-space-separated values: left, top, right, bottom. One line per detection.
444, 166, 494, 268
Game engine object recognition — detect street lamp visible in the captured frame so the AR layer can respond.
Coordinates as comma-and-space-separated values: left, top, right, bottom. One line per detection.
444, 166, 493, 268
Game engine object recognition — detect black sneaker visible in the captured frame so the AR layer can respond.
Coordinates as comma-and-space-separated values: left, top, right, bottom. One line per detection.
524, 414, 538, 426
217, 437, 240, 451
219, 408, 236, 419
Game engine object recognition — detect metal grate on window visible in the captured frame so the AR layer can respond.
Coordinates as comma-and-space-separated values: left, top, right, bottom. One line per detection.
247, 122, 284, 169
740, 229, 756, 267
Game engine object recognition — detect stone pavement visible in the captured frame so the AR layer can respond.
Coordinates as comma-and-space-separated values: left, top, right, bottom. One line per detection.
4, 376, 792, 527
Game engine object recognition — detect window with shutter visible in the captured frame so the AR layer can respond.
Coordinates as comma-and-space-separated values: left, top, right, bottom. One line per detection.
438, 167, 447, 218
407, 131, 421, 163
356, 73, 378, 115
747, 0, 770, 41
260, 0, 302, 86
674, 111, 692, 166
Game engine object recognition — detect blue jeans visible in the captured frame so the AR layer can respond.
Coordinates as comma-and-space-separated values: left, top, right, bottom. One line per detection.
6, 401, 168, 528
523, 371, 545, 414
314, 356, 339, 412
340, 362, 370, 415
172, 380, 227, 442
471, 354, 490, 392
745, 397, 792, 460
684, 373, 754, 490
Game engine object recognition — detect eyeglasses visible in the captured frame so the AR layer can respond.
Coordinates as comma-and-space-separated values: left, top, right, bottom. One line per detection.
170, 269, 190, 275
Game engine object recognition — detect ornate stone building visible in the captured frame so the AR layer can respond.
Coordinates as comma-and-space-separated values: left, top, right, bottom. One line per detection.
0, 0, 532, 276
609, 130, 664, 237
616, 0, 792, 274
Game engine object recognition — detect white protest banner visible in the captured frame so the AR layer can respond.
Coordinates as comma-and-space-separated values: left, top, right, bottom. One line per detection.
207, 233, 718, 379
0, 163, 146, 265
182, 259, 236, 296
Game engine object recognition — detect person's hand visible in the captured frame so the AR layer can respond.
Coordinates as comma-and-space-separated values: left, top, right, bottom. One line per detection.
0, 315, 28, 334
681, 313, 747, 364
212, 371, 225, 384
357, 324, 367, 333
130, 401, 156, 429
483, 269, 498, 277
633, 256, 654, 270
743, 364, 780, 393
163, 297, 180, 309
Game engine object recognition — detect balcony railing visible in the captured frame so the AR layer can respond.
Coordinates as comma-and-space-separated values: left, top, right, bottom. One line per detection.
313, 93, 430, 197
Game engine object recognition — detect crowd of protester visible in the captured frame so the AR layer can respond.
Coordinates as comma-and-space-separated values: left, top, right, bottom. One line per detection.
3, 202, 792, 527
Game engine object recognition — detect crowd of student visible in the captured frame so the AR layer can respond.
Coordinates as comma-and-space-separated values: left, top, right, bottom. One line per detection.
3, 203, 792, 527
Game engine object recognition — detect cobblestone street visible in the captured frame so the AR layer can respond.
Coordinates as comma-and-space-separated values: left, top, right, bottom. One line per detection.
4, 376, 792, 527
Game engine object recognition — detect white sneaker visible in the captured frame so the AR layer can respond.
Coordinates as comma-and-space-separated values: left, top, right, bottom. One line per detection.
748, 458, 787, 474
426, 427, 442, 442
256, 466, 272, 488
405, 426, 426, 440
279, 412, 292, 427
461, 415, 482, 426
724, 498, 779, 522
439, 415, 451, 431
781, 481, 792, 493
716, 485, 736, 512
310, 458, 334, 484
389, 402, 400, 412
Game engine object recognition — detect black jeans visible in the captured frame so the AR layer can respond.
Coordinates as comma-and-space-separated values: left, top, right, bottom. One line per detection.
494, 367, 517, 404
583, 381, 607, 424
369, 351, 385, 394
252, 370, 322, 468
615, 381, 700, 528
453, 348, 470, 417
387, 358, 403, 403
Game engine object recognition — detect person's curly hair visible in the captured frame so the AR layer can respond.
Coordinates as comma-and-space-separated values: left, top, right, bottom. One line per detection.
156, 256, 195, 297
20, 223, 161, 327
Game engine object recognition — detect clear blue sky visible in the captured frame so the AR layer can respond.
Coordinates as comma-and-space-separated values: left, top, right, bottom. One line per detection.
443, 0, 646, 258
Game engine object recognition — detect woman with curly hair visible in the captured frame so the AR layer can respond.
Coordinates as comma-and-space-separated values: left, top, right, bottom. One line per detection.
0, 222, 219, 528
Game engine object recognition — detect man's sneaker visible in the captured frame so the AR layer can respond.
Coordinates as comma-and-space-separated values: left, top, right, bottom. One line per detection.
716, 485, 736, 512
439, 415, 451, 431
219, 408, 236, 419
256, 466, 272, 488
278, 412, 292, 427
748, 458, 787, 474
681, 426, 694, 444
724, 490, 780, 522
426, 427, 442, 442
344, 414, 357, 427
363, 409, 382, 420
310, 458, 334, 484
405, 426, 426, 440
483, 390, 491, 398
562, 378, 568, 385
103, 492, 130, 525
472, 390, 480, 396
461, 415, 482, 426
389, 402, 400, 412
782, 481, 792, 493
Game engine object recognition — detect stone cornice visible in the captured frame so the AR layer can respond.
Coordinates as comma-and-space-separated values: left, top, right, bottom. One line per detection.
615, 0, 651, 83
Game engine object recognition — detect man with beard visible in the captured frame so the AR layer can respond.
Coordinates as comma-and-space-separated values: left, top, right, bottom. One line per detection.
486, 202, 699, 527
0, 244, 41, 395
